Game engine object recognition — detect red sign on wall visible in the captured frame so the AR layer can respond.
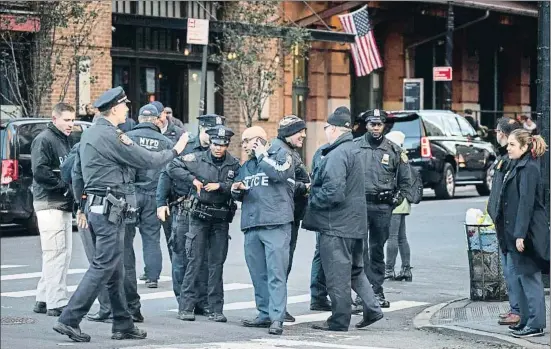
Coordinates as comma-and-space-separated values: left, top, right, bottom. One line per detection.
0, 14, 40, 32
433, 66, 453, 81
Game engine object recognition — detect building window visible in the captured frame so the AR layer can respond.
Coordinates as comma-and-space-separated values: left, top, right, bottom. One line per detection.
187, 68, 215, 130
292, 45, 308, 119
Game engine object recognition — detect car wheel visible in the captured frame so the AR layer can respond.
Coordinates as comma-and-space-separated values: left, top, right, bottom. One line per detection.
476, 166, 492, 196
434, 163, 455, 200
26, 211, 40, 235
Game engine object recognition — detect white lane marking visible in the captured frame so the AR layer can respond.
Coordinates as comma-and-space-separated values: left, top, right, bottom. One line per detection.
0, 269, 88, 281
254, 339, 398, 349
285, 300, 429, 326
138, 276, 172, 284
0, 265, 28, 269
168, 293, 310, 312
121, 339, 399, 349
130, 283, 252, 302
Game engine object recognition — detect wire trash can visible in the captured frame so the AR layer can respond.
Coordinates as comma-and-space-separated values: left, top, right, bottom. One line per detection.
465, 223, 508, 301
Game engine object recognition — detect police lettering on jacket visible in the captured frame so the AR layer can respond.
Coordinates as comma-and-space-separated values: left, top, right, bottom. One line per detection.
242, 172, 269, 188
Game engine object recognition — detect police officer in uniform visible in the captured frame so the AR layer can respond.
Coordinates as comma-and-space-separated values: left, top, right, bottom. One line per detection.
127, 104, 175, 288
354, 109, 411, 308
166, 125, 240, 322
156, 114, 225, 315
53, 87, 190, 342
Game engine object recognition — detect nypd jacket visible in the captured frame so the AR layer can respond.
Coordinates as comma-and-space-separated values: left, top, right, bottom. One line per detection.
30, 123, 73, 212
166, 150, 240, 206
232, 143, 295, 231
127, 122, 174, 194
270, 137, 310, 221
163, 121, 185, 144
156, 135, 207, 207
302, 132, 367, 239
354, 135, 411, 199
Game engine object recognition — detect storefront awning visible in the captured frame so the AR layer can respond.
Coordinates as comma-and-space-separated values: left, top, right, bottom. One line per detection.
0, 14, 40, 32
112, 14, 356, 43
428, 0, 538, 17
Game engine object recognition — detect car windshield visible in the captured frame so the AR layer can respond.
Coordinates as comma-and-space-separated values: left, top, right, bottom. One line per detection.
387, 115, 421, 138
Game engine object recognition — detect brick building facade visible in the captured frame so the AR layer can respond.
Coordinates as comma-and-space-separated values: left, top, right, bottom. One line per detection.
0, 1, 539, 165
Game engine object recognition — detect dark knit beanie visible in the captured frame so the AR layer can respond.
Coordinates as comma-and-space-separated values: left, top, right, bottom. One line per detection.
278, 115, 307, 138
328, 106, 352, 128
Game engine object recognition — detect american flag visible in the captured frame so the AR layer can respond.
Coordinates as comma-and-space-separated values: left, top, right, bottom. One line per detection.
338, 6, 383, 77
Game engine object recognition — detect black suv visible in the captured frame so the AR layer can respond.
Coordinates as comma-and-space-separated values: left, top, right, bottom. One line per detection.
385, 110, 496, 199
1, 117, 91, 234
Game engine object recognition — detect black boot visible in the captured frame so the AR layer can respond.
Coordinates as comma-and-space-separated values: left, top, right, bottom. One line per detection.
395, 267, 412, 282
384, 269, 395, 280
375, 293, 390, 308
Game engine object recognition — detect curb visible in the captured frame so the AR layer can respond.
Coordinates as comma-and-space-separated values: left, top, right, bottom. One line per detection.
413, 298, 549, 349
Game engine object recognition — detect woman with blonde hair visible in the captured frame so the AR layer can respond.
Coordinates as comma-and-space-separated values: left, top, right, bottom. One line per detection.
497, 129, 549, 338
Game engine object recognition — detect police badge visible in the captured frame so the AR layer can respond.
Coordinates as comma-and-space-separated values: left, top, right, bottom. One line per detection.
182, 153, 196, 161
218, 128, 226, 137
227, 170, 235, 179
216, 116, 222, 125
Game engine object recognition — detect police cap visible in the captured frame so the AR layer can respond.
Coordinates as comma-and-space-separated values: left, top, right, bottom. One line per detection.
206, 125, 234, 146
93, 86, 130, 112
151, 101, 164, 113
364, 109, 388, 123
139, 104, 160, 117
198, 114, 226, 128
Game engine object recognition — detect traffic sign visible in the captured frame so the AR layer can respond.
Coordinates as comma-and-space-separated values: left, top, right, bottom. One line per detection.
433, 66, 453, 81
187, 18, 209, 45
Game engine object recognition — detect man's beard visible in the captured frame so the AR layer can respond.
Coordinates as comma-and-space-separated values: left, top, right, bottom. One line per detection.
369, 130, 383, 140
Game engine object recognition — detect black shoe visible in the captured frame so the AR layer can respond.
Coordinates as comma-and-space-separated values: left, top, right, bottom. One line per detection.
310, 300, 331, 311
138, 273, 147, 281
395, 267, 413, 282
33, 301, 47, 314
53, 322, 91, 342
375, 293, 390, 308
145, 280, 158, 288
178, 311, 195, 321
269, 321, 283, 335
242, 317, 271, 328
86, 312, 112, 322
111, 326, 147, 340
384, 269, 395, 280
509, 323, 526, 332
47, 306, 66, 317
132, 311, 144, 323
355, 312, 384, 328
194, 306, 212, 316
208, 313, 227, 323
311, 321, 348, 332
354, 295, 362, 306
512, 327, 544, 338
284, 311, 295, 323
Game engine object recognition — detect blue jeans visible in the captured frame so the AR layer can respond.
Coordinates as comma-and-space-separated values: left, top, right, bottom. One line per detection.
501, 251, 520, 315
244, 224, 291, 322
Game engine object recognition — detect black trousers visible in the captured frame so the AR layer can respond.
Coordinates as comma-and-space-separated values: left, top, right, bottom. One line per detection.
363, 203, 393, 294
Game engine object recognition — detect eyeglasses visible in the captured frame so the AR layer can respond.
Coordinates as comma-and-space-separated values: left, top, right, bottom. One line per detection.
323, 124, 332, 130
241, 137, 255, 145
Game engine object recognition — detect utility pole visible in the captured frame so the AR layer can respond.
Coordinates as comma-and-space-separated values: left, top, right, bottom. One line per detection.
536, 1, 550, 211
443, 2, 454, 110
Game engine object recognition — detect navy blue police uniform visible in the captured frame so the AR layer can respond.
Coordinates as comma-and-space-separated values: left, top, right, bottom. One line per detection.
126, 104, 175, 289
54, 87, 181, 342
157, 114, 225, 315
354, 109, 411, 308
166, 125, 239, 322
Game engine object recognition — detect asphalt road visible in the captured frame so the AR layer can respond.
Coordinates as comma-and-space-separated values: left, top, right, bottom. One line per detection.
1, 187, 519, 349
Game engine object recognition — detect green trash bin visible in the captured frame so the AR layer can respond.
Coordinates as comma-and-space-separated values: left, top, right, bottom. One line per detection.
465, 223, 508, 301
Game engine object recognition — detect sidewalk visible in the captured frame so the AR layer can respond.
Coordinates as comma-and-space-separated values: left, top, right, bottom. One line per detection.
414, 297, 550, 349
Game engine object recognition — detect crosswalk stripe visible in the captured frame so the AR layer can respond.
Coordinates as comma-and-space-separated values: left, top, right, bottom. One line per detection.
285, 300, 429, 326
0, 265, 28, 269
168, 293, 311, 312
135, 283, 253, 302
0, 268, 88, 281
1, 275, 173, 298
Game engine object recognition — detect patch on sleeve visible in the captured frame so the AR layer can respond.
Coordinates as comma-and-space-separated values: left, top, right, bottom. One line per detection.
182, 153, 196, 162
400, 152, 409, 163
119, 133, 133, 146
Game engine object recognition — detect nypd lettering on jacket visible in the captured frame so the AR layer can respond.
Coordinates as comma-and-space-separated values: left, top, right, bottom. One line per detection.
139, 137, 160, 150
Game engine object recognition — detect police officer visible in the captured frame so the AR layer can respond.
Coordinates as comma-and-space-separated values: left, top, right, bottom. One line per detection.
271, 115, 310, 322
127, 104, 175, 288
166, 124, 239, 322
354, 109, 411, 308
53, 86, 190, 342
156, 114, 225, 315
232, 126, 295, 336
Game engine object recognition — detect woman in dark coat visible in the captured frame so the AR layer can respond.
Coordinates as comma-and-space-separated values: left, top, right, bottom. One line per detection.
496, 128, 549, 338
